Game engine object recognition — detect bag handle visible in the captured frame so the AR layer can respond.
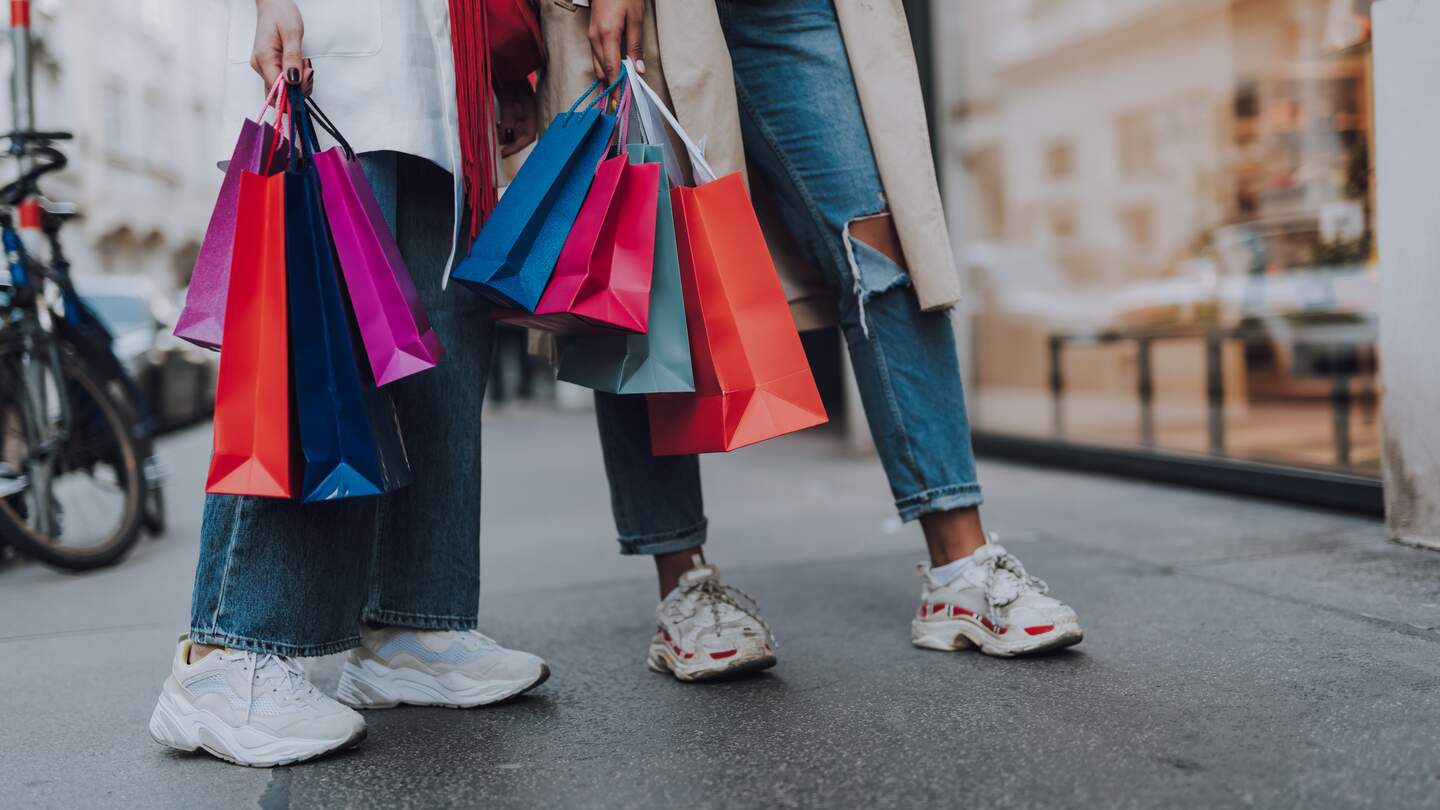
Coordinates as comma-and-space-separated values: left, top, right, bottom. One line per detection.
303, 96, 356, 161
616, 72, 635, 150
264, 79, 293, 169
566, 62, 629, 115
623, 58, 715, 184
286, 82, 319, 172
567, 78, 605, 114
591, 63, 628, 110
255, 74, 288, 125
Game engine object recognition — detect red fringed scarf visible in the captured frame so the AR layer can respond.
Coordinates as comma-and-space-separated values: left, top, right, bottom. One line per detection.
449, 0, 496, 243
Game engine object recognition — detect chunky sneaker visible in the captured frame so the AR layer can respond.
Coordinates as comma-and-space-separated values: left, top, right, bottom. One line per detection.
148, 637, 366, 767
911, 539, 1083, 657
647, 564, 776, 682
335, 628, 549, 709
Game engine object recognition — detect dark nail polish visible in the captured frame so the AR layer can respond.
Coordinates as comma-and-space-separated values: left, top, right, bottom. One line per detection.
287, 68, 299, 83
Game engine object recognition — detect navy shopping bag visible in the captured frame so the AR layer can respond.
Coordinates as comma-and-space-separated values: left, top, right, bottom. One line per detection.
284, 85, 412, 501
449, 70, 624, 311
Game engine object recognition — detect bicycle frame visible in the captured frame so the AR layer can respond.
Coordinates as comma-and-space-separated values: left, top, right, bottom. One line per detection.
2, 0, 65, 539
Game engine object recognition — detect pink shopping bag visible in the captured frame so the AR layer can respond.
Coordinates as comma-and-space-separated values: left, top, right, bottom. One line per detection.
176, 77, 288, 350
497, 152, 660, 335
307, 99, 443, 386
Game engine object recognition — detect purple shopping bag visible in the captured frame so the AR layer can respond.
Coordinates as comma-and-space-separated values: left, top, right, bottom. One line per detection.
176, 77, 288, 349
306, 99, 443, 385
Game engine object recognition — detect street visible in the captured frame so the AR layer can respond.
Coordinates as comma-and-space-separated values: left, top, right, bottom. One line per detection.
3, 408, 1439, 809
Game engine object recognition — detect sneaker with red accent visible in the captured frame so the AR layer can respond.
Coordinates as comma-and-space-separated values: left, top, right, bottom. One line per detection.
911, 540, 1083, 657
646, 564, 777, 682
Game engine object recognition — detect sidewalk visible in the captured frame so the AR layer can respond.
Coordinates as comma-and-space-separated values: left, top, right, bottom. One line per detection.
3, 409, 1438, 809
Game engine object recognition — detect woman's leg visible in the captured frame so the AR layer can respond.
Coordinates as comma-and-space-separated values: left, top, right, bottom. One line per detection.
189, 152, 479, 655
364, 153, 492, 629
716, 0, 984, 560
592, 391, 707, 595
715, 0, 1082, 656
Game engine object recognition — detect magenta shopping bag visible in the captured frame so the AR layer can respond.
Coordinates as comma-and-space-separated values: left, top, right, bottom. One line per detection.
306, 100, 442, 385
176, 78, 288, 350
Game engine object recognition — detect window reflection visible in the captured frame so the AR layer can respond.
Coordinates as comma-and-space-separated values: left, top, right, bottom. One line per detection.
947, 0, 1379, 474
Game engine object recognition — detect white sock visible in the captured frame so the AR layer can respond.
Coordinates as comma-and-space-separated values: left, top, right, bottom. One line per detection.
928, 554, 977, 586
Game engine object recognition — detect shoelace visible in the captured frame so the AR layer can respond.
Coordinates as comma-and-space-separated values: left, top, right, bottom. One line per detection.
244, 654, 316, 720
684, 577, 775, 646
980, 547, 1050, 625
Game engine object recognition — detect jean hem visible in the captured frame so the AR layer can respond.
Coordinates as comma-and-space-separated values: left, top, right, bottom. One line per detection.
362, 609, 478, 631
187, 628, 362, 658
618, 518, 708, 556
896, 483, 984, 523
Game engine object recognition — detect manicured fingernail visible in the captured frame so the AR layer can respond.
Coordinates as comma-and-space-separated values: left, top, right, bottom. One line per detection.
287, 68, 299, 83
635, 59, 646, 74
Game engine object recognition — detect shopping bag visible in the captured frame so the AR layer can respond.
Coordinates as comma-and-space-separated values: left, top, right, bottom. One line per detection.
205, 169, 292, 497
284, 86, 411, 501
626, 68, 827, 454
555, 143, 693, 393
501, 78, 658, 333
449, 69, 624, 310
307, 99, 443, 386
177, 77, 288, 350
498, 143, 660, 333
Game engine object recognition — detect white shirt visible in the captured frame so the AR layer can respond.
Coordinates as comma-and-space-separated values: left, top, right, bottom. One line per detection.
219, 0, 465, 282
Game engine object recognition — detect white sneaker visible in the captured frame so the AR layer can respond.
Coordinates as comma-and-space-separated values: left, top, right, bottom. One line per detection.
912, 539, 1083, 657
335, 627, 549, 709
148, 637, 366, 767
646, 564, 777, 682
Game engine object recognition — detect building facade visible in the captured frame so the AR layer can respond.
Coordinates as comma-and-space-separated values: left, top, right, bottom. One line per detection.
0, 0, 227, 292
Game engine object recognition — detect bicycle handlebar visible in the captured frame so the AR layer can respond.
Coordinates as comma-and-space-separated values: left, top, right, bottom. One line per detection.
2, 129, 74, 145
0, 143, 67, 207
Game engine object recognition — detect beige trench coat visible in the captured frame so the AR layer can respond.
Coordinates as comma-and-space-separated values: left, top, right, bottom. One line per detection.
537, 0, 961, 331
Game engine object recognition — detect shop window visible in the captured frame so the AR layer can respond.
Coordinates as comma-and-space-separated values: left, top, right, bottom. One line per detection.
947, 0, 1380, 475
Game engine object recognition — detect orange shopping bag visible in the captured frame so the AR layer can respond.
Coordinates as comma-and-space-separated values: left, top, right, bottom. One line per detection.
632, 66, 827, 454
205, 167, 293, 497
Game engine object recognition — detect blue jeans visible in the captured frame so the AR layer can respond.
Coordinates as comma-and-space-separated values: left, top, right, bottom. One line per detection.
189, 153, 494, 656
593, 0, 982, 555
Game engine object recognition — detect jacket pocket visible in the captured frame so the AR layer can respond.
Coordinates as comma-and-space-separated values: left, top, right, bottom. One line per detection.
227, 0, 383, 64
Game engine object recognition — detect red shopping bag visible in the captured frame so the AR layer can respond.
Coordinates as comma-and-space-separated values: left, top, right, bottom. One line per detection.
497, 152, 660, 335
204, 168, 293, 497
646, 172, 828, 454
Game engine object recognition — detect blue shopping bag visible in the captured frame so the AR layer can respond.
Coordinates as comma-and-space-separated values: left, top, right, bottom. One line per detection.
284, 85, 411, 501
449, 70, 624, 311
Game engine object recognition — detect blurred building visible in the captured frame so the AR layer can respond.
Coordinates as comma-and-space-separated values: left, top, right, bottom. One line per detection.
0, 0, 227, 292
934, 0, 1380, 489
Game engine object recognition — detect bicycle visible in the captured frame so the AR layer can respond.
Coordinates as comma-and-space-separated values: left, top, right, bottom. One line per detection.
0, 132, 160, 570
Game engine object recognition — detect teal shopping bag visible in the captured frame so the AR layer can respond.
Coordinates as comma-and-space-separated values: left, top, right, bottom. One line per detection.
450, 72, 623, 311
556, 144, 694, 394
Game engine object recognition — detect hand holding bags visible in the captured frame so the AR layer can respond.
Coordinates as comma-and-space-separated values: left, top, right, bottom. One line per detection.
308, 102, 444, 386
627, 66, 828, 453
450, 70, 625, 310
501, 83, 661, 335
178, 77, 288, 349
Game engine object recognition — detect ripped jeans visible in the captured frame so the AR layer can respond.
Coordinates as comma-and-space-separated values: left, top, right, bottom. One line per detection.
592, 0, 982, 555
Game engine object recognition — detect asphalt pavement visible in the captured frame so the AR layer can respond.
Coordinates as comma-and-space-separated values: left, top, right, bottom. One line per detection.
3, 408, 1439, 809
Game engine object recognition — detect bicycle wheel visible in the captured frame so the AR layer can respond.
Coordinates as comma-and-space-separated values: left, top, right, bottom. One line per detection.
0, 337, 144, 570
49, 315, 167, 537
